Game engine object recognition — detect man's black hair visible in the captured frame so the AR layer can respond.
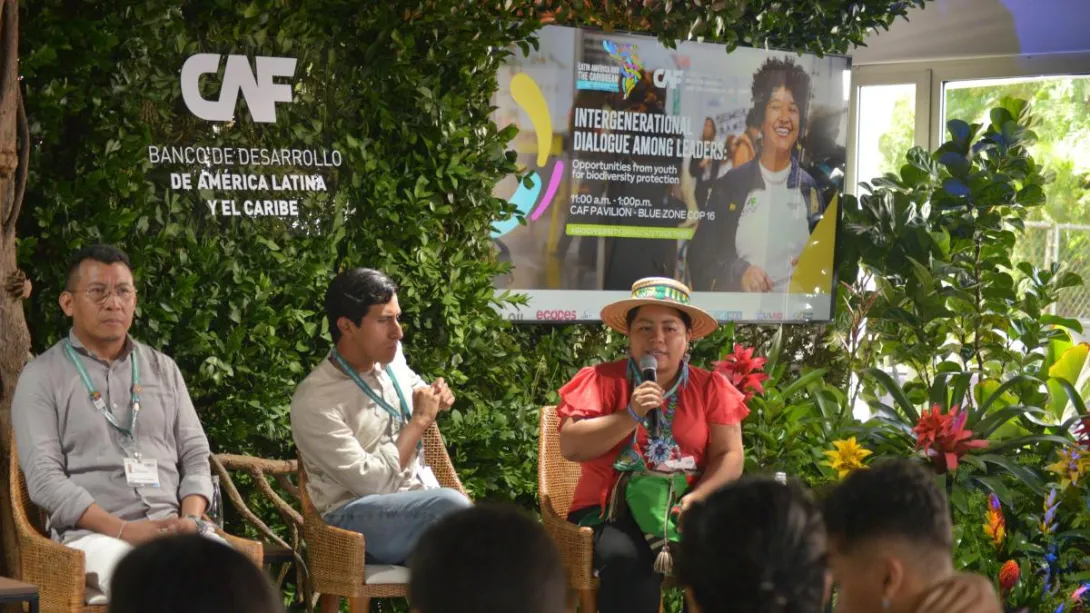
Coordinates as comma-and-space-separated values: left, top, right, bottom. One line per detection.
325, 268, 398, 343
408, 503, 567, 613
678, 477, 827, 613
822, 457, 953, 554
625, 306, 693, 332
65, 244, 131, 290
751, 57, 812, 130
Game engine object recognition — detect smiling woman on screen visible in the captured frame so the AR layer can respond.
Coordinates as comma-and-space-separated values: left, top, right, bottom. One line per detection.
687, 57, 827, 294
555, 277, 748, 613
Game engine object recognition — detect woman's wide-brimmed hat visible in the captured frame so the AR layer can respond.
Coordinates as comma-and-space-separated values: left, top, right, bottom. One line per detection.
600, 277, 718, 340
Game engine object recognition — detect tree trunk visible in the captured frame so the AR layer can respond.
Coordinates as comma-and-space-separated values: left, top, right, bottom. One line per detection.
0, 0, 30, 588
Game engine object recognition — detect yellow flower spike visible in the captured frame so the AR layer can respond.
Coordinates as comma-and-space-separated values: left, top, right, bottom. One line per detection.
984, 511, 1005, 548
1047, 447, 1090, 489
823, 437, 873, 479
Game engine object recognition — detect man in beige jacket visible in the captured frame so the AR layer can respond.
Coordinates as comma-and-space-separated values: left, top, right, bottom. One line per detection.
290, 267, 470, 565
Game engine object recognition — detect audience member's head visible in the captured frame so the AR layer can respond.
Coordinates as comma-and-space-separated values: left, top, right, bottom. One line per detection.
408, 503, 567, 613
678, 477, 828, 613
823, 458, 954, 613
108, 534, 284, 613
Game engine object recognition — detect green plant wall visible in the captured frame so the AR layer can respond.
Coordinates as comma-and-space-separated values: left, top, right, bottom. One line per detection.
19, 0, 925, 515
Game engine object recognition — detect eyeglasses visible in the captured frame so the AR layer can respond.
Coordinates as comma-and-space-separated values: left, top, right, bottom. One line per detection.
70, 285, 137, 305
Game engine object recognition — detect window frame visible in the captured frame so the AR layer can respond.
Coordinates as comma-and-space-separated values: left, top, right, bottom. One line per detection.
846, 51, 1090, 194
846, 66, 931, 196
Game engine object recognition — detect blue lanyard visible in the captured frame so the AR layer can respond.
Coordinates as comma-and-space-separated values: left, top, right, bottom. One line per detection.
331, 349, 412, 425
63, 340, 142, 456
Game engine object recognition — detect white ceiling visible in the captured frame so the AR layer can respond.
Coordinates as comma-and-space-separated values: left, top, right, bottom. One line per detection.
851, 0, 1090, 64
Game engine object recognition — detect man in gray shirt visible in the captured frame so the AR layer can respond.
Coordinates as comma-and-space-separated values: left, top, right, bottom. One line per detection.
12, 244, 218, 602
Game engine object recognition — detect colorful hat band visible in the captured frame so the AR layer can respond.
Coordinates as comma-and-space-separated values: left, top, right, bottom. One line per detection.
631, 284, 690, 305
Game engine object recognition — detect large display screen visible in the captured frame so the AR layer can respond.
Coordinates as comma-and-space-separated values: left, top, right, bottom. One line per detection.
491, 25, 850, 323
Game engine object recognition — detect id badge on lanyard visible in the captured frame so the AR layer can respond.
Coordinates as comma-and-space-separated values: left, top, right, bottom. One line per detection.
124, 457, 160, 487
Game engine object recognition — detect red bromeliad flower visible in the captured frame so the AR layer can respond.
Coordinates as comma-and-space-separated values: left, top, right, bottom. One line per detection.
912, 404, 989, 473
1077, 416, 1090, 449
713, 344, 770, 402
998, 560, 1020, 592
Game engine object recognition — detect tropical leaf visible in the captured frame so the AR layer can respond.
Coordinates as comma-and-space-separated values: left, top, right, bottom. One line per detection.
778, 369, 828, 399
1053, 378, 1088, 417
974, 405, 1046, 439
971, 475, 1014, 506
949, 373, 972, 414
808, 383, 837, 423
971, 375, 1042, 426
983, 435, 1071, 456
974, 453, 1045, 494
929, 371, 951, 408
1045, 333, 1076, 375
1057, 529, 1090, 545
865, 367, 919, 423
1046, 343, 1089, 419
765, 326, 784, 373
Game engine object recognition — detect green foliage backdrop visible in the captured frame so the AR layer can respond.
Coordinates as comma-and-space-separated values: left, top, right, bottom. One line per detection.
19, 0, 924, 513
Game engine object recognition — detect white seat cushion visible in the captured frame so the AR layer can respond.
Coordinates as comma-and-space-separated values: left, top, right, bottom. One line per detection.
85, 587, 108, 605
364, 564, 410, 585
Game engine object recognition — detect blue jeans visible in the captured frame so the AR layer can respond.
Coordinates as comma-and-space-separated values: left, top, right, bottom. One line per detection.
323, 488, 472, 564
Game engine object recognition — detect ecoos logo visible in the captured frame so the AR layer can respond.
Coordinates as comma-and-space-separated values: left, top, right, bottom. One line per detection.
181, 54, 297, 123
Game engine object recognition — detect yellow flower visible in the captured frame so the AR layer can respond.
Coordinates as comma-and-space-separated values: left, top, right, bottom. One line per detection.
1046, 447, 1090, 488
984, 512, 1006, 547
823, 437, 873, 479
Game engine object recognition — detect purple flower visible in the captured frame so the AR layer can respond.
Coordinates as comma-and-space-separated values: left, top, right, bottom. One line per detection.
1042, 488, 1060, 535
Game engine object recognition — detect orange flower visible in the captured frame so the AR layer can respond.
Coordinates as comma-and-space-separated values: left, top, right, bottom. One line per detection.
913, 404, 988, 473
999, 560, 1020, 591
984, 494, 1005, 549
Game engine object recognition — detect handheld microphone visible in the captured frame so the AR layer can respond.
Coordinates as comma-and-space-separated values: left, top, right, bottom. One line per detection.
638, 354, 658, 383
638, 354, 659, 432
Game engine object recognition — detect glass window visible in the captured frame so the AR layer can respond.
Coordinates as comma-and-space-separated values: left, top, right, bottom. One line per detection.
856, 84, 917, 187
945, 76, 1090, 320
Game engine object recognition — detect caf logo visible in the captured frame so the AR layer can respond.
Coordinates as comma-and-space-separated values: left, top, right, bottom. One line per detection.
181, 54, 297, 123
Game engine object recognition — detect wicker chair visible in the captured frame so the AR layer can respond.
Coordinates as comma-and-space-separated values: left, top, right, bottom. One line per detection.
538, 405, 598, 612
8, 441, 263, 613
299, 422, 469, 613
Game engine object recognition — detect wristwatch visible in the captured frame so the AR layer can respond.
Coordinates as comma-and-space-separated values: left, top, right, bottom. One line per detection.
184, 514, 214, 536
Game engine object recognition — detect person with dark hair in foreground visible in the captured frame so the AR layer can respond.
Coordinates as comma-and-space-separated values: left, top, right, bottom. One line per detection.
408, 504, 568, 613
824, 458, 1004, 613
12, 244, 223, 603
678, 472, 1004, 613
678, 477, 829, 613
108, 534, 283, 613
291, 268, 470, 566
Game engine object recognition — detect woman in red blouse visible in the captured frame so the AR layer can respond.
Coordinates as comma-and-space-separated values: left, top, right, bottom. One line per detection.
557, 277, 748, 613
